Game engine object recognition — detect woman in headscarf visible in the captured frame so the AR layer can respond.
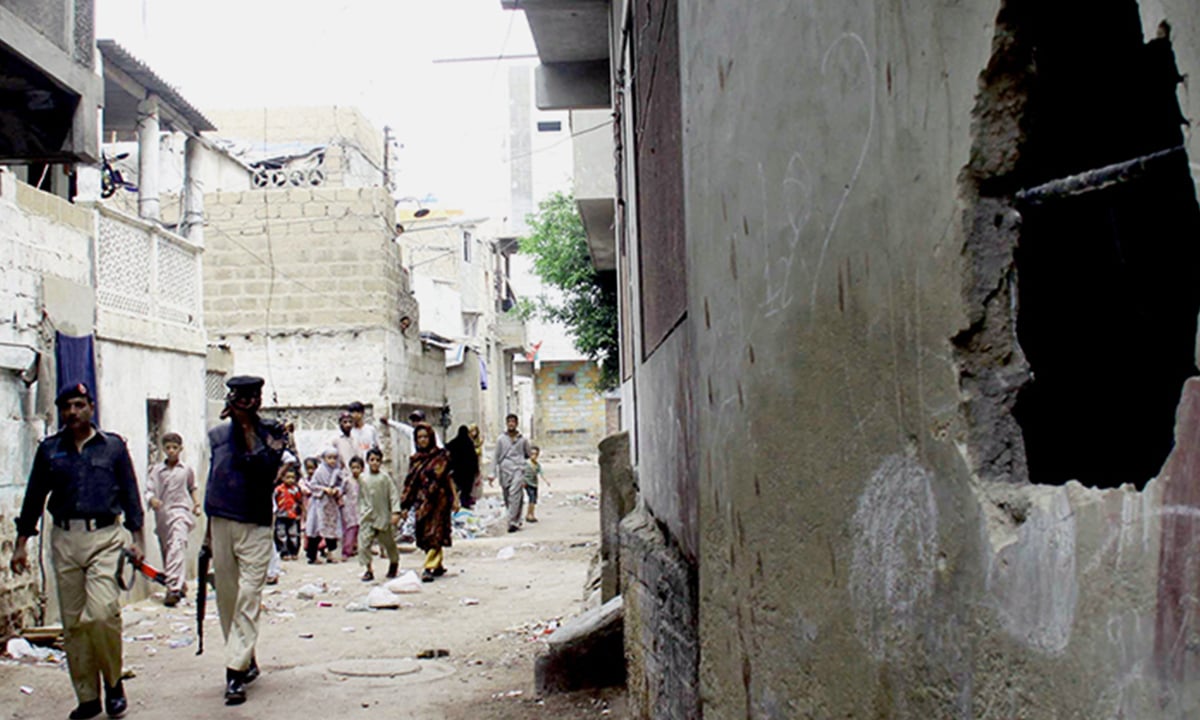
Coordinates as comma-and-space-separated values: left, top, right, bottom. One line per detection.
401, 423, 457, 582
446, 425, 479, 510
303, 447, 344, 564
468, 424, 485, 499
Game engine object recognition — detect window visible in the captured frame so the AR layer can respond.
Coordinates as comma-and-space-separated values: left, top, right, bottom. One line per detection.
463, 230, 472, 263
556, 373, 576, 387
537, 121, 563, 132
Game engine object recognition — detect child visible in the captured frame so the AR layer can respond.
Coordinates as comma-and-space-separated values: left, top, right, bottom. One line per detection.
357, 448, 401, 581
274, 466, 303, 560
303, 448, 343, 564
145, 432, 199, 606
523, 446, 548, 523
340, 457, 363, 560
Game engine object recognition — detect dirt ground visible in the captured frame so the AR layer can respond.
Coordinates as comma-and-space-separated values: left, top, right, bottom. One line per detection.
1, 458, 627, 720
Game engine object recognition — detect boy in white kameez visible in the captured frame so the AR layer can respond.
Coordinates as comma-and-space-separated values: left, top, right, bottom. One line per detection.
145, 432, 200, 606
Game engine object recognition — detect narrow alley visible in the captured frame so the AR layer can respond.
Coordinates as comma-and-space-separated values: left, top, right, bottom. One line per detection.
1, 459, 623, 720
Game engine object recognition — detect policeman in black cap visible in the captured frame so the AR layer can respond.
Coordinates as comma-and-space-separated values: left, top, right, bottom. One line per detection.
203, 375, 288, 705
10, 383, 144, 719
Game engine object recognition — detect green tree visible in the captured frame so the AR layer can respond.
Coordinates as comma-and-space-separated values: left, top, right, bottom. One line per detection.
518, 191, 619, 391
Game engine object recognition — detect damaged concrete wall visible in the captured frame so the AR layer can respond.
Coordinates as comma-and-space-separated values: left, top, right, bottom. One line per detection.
684, 1, 1200, 718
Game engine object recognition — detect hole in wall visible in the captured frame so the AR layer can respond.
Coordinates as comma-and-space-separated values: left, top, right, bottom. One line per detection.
960, 1, 1200, 489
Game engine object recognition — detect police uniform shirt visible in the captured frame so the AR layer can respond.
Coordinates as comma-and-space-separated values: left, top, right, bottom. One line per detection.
15, 427, 144, 537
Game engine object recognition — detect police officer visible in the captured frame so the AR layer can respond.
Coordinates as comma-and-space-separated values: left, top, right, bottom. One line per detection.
9, 383, 145, 720
203, 375, 287, 705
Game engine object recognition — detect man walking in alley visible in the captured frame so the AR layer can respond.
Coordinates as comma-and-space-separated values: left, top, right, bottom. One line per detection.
493, 413, 531, 533
9, 383, 145, 719
204, 376, 288, 705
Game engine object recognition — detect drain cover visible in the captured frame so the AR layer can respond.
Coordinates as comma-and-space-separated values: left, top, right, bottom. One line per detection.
328, 658, 422, 678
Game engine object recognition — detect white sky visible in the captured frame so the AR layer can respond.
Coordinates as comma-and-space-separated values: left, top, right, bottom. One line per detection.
95, 0, 568, 216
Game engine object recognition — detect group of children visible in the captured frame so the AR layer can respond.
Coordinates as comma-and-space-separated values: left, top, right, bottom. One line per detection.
140, 412, 550, 605
273, 444, 399, 579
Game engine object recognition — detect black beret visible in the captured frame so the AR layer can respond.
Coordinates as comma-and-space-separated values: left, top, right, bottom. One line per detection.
56, 382, 93, 407
226, 375, 265, 393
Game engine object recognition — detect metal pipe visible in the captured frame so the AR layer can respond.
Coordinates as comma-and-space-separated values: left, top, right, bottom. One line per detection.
1014, 145, 1187, 205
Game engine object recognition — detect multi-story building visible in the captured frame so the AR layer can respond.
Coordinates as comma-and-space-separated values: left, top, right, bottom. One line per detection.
512, 1, 1200, 718
199, 107, 444, 469
1, 27, 210, 630
398, 210, 528, 445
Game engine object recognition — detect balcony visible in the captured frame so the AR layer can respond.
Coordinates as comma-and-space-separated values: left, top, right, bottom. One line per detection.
93, 204, 205, 353
497, 310, 527, 352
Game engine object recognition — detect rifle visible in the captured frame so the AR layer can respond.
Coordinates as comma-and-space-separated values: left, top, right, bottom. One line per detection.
195, 540, 212, 656
117, 549, 171, 591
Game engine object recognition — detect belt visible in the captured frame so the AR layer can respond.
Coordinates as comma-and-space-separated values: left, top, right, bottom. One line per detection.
53, 516, 117, 531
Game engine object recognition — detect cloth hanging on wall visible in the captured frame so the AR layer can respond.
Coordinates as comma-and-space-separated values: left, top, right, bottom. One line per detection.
55, 332, 99, 424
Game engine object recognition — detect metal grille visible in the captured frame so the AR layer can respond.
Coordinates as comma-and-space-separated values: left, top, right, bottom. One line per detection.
157, 236, 198, 324
97, 215, 151, 316
205, 371, 227, 401
268, 406, 370, 434
73, 0, 95, 68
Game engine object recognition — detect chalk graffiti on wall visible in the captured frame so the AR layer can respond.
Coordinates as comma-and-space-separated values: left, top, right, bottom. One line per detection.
849, 453, 939, 661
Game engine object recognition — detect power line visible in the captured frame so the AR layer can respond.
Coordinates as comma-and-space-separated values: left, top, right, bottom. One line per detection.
508, 120, 611, 162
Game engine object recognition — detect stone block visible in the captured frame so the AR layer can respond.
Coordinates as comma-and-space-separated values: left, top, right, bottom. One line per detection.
534, 596, 626, 694
336, 188, 362, 202
599, 432, 636, 601
278, 203, 303, 219
311, 219, 337, 233
303, 203, 327, 218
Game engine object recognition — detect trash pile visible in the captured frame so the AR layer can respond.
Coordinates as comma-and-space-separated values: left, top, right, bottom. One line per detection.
497, 617, 562, 643
4, 637, 67, 667
451, 496, 507, 540
558, 491, 600, 509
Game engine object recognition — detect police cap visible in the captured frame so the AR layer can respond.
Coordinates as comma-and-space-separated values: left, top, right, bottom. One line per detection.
225, 375, 265, 395
55, 382, 93, 407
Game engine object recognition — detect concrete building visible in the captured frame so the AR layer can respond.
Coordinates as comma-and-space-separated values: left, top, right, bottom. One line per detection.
511, 1, 1200, 718
0, 30, 210, 632
530, 358, 607, 456
200, 107, 443, 469
399, 210, 528, 443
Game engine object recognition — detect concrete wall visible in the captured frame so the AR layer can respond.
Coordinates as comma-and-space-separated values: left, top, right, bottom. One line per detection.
0, 172, 92, 635
532, 360, 606, 457
205, 106, 385, 188
674, 2, 1200, 719
94, 340, 207, 589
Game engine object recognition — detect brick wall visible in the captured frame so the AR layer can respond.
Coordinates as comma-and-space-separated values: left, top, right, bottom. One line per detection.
533, 360, 606, 456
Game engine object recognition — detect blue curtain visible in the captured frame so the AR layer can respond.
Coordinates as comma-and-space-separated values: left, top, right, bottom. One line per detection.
55, 332, 98, 424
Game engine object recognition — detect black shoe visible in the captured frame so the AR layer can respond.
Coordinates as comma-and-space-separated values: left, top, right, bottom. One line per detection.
104, 681, 127, 718
432, 566, 446, 577
244, 657, 260, 684
385, 562, 398, 579
224, 669, 246, 705
361, 570, 374, 582
163, 590, 181, 607
421, 569, 435, 583
68, 700, 102, 720
507, 525, 519, 533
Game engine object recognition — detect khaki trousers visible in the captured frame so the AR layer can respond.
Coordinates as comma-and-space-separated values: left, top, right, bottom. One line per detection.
50, 523, 125, 704
209, 517, 272, 672
358, 524, 399, 572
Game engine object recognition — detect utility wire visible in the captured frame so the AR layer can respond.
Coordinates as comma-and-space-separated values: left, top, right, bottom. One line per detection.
507, 121, 611, 162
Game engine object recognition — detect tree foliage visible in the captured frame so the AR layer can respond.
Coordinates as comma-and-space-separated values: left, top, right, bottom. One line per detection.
518, 191, 619, 391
